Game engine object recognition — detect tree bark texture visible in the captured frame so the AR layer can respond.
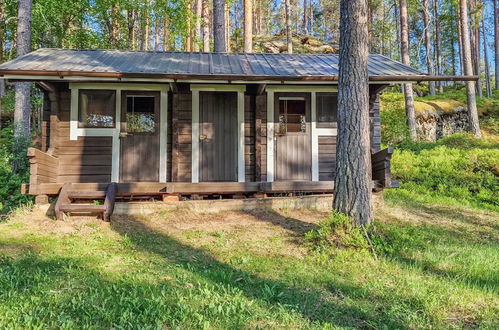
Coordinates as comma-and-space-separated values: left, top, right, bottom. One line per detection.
482, 23, 492, 98
0, 0, 5, 98
202, 0, 210, 51
469, 0, 482, 98
244, 0, 253, 52
333, 0, 373, 226
185, 1, 193, 52
433, 0, 443, 93
459, 0, 481, 137
14, 0, 32, 140
213, 0, 226, 52
422, 0, 436, 95
494, 0, 499, 89
399, 0, 417, 140
194, 0, 202, 51
303, 0, 308, 34
285, 0, 292, 53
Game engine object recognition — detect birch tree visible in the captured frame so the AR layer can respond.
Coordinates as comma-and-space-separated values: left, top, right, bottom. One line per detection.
333, 0, 372, 225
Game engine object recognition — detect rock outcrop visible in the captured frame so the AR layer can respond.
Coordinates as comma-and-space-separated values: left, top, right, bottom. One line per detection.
416, 106, 470, 141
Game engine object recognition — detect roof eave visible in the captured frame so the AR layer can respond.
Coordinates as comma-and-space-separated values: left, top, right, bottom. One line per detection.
0, 69, 479, 82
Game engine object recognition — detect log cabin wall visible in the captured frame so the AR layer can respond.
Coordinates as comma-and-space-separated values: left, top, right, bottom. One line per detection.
38, 83, 383, 186
172, 91, 192, 182
369, 91, 382, 153
255, 94, 267, 182
56, 87, 113, 183
244, 94, 256, 182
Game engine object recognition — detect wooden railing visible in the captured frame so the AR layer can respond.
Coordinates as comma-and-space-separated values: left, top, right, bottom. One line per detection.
27, 148, 59, 186
372, 147, 397, 189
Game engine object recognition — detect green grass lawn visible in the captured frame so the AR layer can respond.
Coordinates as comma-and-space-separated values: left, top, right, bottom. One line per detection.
0, 89, 498, 328
0, 199, 497, 328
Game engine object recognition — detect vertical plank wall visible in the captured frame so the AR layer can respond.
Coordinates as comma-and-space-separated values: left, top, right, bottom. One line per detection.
45, 85, 172, 184
41, 85, 382, 185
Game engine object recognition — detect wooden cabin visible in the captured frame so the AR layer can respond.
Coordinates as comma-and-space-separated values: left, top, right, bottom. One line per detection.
0, 48, 465, 208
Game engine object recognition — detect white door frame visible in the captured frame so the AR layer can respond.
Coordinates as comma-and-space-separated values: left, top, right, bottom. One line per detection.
265, 85, 338, 182
190, 84, 246, 183
69, 83, 169, 182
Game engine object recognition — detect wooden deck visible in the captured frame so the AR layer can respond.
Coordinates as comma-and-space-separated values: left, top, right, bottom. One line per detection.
23, 181, 336, 196
22, 179, 398, 197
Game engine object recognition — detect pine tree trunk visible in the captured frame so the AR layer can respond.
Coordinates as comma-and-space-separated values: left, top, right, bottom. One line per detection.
459, 0, 481, 137
457, 5, 464, 74
194, 0, 202, 51
163, 15, 170, 51
303, 0, 308, 34
244, 0, 253, 52
434, 0, 443, 93
0, 0, 6, 99
186, 1, 193, 51
154, 17, 161, 51
399, 0, 417, 140
13, 0, 32, 173
285, 0, 292, 53
495, 0, 499, 89
225, 2, 231, 52
213, 0, 226, 52
333, 0, 372, 226
422, 0, 435, 95
145, 10, 150, 51
127, 10, 135, 50
202, 0, 210, 51
469, 0, 482, 97
482, 23, 492, 98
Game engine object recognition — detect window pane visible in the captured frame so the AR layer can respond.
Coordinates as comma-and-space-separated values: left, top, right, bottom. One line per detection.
78, 90, 116, 128
278, 99, 306, 133
316, 93, 337, 127
126, 96, 156, 133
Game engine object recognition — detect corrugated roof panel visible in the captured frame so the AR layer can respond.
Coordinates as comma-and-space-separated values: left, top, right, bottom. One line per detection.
0, 48, 428, 80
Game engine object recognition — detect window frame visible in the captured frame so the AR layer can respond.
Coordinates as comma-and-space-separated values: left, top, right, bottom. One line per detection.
315, 92, 338, 129
121, 91, 160, 135
77, 89, 117, 129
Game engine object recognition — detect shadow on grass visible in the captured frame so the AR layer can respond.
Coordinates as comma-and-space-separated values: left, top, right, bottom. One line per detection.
109, 215, 428, 328
242, 209, 319, 236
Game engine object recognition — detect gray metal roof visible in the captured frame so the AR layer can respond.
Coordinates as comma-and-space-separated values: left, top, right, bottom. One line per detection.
0, 48, 452, 82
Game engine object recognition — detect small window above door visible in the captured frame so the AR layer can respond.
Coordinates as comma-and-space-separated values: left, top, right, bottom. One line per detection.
278, 98, 307, 134
125, 94, 157, 133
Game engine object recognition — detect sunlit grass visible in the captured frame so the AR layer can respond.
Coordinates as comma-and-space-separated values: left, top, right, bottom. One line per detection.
0, 203, 497, 328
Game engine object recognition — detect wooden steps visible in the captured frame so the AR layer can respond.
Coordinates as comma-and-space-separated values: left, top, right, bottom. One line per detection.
55, 182, 117, 221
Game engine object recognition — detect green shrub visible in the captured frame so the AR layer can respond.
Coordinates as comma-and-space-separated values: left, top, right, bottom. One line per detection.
0, 125, 32, 215
387, 134, 499, 211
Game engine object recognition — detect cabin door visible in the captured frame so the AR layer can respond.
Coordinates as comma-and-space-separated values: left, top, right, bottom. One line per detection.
199, 91, 238, 182
119, 91, 160, 182
274, 93, 312, 181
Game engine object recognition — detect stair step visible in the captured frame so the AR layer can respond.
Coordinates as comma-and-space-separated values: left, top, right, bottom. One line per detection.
59, 204, 107, 213
67, 190, 106, 199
